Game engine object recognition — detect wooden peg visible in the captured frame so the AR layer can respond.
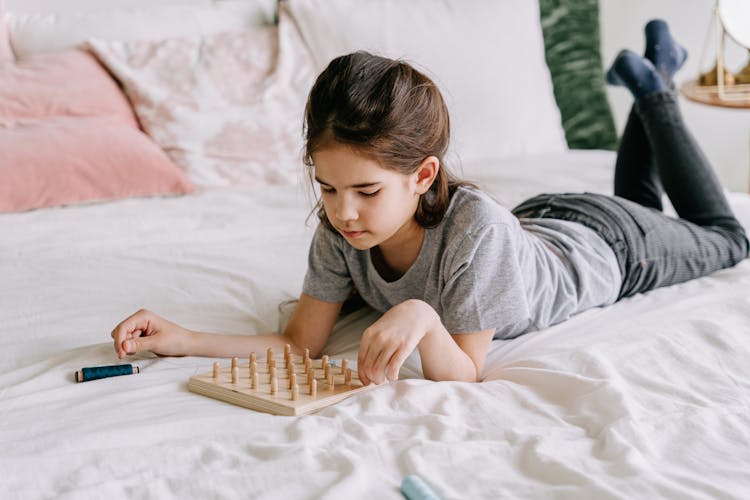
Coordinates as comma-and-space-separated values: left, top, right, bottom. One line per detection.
289, 372, 297, 390
305, 357, 312, 372
284, 343, 291, 358
269, 358, 276, 369
270, 366, 276, 383
310, 378, 317, 397
231, 357, 238, 371
250, 352, 256, 364
324, 362, 330, 379
251, 371, 258, 390
303, 348, 310, 363
307, 370, 314, 387
270, 376, 277, 395
341, 359, 348, 374
327, 372, 334, 390
231, 366, 239, 384
266, 347, 273, 365
345, 368, 352, 384
291, 383, 299, 401
212, 362, 220, 379
321, 355, 328, 367
250, 361, 257, 376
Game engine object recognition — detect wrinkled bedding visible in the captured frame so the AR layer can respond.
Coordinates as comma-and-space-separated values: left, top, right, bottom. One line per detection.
2, 151, 749, 499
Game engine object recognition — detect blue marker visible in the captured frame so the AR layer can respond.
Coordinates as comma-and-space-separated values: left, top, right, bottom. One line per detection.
75, 364, 140, 383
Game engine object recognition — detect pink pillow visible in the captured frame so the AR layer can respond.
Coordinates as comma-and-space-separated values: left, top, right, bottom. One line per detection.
0, 49, 194, 213
0, 49, 138, 124
0, 0, 13, 63
0, 116, 194, 212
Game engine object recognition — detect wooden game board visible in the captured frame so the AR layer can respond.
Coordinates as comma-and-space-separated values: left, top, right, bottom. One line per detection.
188, 351, 374, 416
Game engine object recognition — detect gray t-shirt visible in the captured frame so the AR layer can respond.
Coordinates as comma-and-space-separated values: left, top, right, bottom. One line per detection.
302, 187, 621, 339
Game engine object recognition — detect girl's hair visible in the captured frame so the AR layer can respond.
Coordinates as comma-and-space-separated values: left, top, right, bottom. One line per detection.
303, 51, 475, 230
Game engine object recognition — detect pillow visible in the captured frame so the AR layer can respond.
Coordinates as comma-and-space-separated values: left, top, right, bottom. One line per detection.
0, 49, 138, 123
5, 0, 212, 14
0, 0, 13, 62
0, 117, 194, 213
539, 0, 618, 150
88, 9, 316, 188
5, 0, 277, 59
283, 0, 568, 177
0, 49, 194, 213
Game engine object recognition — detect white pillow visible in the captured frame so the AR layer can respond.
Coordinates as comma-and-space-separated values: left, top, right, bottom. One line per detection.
88, 10, 316, 188
6, 0, 277, 58
285, 0, 568, 177
0, 0, 13, 62
4, 0, 212, 14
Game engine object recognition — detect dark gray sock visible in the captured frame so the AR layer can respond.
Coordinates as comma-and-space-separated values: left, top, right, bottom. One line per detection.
644, 19, 688, 82
606, 49, 668, 99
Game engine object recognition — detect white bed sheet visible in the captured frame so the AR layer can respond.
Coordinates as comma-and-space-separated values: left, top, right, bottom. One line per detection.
2, 150, 749, 499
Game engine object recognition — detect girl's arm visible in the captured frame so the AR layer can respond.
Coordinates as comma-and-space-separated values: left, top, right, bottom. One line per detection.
420, 321, 495, 382
111, 293, 342, 359
357, 299, 495, 384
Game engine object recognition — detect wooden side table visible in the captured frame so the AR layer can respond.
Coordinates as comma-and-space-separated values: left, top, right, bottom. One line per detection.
681, 81, 750, 109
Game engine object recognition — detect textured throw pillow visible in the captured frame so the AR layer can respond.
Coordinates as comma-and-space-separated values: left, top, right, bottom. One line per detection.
539, 0, 618, 150
88, 10, 316, 188
284, 0, 568, 175
0, 49, 194, 213
0, 0, 13, 62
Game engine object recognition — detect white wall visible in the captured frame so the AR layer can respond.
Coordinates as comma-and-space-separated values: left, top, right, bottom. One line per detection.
600, 0, 750, 192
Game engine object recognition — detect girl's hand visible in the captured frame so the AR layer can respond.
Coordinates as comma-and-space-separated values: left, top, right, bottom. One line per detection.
110, 309, 193, 359
357, 299, 437, 385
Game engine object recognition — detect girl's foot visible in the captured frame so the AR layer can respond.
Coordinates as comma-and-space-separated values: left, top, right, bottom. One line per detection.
606, 49, 668, 99
644, 19, 688, 82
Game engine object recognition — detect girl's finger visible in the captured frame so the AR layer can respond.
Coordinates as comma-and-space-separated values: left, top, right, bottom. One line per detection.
371, 343, 398, 384
386, 347, 410, 381
362, 338, 389, 384
111, 310, 155, 358
122, 334, 155, 355
126, 329, 144, 340
357, 335, 373, 385
357, 367, 370, 386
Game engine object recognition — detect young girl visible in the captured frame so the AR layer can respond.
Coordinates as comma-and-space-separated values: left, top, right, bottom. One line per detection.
111, 20, 748, 385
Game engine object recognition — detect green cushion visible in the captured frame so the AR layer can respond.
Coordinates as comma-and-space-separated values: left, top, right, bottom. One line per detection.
539, 0, 618, 150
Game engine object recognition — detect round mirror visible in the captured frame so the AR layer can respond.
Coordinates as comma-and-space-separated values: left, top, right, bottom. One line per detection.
719, 0, 750, 49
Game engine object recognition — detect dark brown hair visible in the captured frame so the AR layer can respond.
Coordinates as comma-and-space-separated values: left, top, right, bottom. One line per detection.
303, 51, 474, 230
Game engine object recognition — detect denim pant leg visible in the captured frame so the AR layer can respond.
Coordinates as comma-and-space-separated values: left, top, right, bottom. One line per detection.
512, 193, 748, 299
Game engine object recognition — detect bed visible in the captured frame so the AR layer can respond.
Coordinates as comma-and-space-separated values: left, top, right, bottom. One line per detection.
3, 150, 750, 498
2, 1, 750, 499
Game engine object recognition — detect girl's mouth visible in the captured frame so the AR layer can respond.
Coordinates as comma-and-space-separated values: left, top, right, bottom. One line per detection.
341, 229, 365, 238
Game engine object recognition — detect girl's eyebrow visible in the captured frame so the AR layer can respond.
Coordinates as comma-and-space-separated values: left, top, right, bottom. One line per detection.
314, 176, 382, 189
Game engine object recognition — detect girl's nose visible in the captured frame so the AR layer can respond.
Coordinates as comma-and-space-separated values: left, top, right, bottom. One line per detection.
335, 195, 358, 222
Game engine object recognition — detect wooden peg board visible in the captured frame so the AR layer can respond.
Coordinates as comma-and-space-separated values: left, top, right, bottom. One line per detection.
188, 355, 373, 416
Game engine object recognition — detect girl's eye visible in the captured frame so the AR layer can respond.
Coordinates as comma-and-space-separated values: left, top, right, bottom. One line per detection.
360, 190, 380, 198
320, 187, 335, 194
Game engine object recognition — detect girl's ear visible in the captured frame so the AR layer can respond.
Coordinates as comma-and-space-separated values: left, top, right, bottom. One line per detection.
414, 156, 439, 194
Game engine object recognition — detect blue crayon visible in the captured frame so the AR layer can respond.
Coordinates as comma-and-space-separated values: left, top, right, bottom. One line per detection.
75, 364, 140, 383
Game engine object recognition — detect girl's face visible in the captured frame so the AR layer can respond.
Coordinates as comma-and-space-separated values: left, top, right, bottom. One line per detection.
312, 144, 433, 251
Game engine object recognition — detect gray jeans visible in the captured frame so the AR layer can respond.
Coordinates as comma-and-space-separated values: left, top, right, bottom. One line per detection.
512, 92, 748, 299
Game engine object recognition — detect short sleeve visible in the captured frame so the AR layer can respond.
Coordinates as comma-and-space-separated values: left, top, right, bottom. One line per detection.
302, 224, 353, 303
440, 223, 532, 339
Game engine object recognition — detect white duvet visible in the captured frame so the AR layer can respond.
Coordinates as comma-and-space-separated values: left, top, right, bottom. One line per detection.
2, 151, 749, 499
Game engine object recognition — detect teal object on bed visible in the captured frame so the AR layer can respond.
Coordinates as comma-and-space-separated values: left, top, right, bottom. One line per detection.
401, 475, 441, 500
539, 0, 618, 150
